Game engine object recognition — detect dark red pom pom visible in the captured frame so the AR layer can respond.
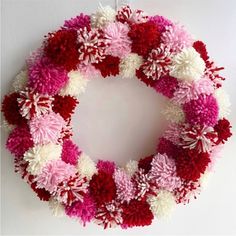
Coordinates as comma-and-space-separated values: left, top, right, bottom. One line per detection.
214, 118, 232, 144
52, 95, 78, 121
136, 67, 156, 87
138, 155, 154, 174
44, 29, 79, 71
128, 22, 160, 57
1, 93, 26, 125
193, 41, 209, 62
122, 199, 154, 227
89, 171, 116, 206
31, 182, 51, 201
93, 55, 120, 78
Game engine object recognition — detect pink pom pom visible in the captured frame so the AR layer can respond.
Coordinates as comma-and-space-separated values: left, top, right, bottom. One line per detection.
61, 139, 81, 165
149, 15, 173, 33
63, 13, 90, 30
29, 112, 66, 145
97, 160, 115, 175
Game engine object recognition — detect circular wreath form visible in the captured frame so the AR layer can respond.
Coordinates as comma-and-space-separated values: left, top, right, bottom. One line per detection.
1, 5, 233, 229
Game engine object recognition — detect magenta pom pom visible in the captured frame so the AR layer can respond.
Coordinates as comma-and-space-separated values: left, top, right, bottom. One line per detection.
149, 15, 172, 32
97, 160, 115, 175
63, 13, 91, 30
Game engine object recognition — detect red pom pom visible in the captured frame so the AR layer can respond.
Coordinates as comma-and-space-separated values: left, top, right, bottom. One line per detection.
44, 29, 79, 71
52, 95, 78, 121
193, 41, 209, 62
175, 150, 210, 181
2, 93, 26, 125
128, 22, 160, 57
122, 199, 154, 228
136, 67, 156, 87
89, 171, 116, 206
31, 182, 51, 201
138, 155, 154, 174
214, 118, 232, 144
93, 55, 120, 78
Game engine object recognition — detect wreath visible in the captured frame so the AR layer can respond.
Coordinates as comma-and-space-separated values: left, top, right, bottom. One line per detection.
1, 5, 232, 229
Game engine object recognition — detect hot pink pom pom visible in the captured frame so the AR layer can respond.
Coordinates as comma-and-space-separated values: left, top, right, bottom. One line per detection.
65, 194, 96, 226
29, 112, 66, 145
36, 160, 76, 193
6, 125, 33, 159
63, 13, 91, 30
61, 139, 81, 165
183, 94, 219, 126
28, 57, 69, 95
104, 22, 131, 58
97, 160, 115, 175
149, 15, 173, 33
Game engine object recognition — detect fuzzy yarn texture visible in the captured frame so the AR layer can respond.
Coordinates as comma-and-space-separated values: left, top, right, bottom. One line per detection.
63, 13, 91, 30
97, 160, 115, 175
12, 70, 28, 92
149, 15, 173, 33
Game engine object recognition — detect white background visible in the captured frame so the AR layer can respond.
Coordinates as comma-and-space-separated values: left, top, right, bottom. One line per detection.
1, 0, 236, 235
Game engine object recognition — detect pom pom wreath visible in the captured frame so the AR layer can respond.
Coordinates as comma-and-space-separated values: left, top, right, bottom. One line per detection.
89, 171, 116, 206
119, 53, 143, 78
104, 22, 131, 58
114, 169, 135, 203
97, 160, 115, 175
153, 75, 178, 98
93, 55, 120, 77
149, 15, 173, 33
59, 70, 88, 98
6, 125, 33, 159
149, 153, 181, 191
124, 160, 138, 176
49, 198, 65, 217
23, 143, 62, 175
170, 47, 205, 81
2, 92, 26, 125
31, 182, 51, 201
61, 139, 80, 165
161, 24, 193, 53
44, 29, 79, 71
65, 194, 96, 225
63, 13, 91, 30
128, 21, 160, 57
77, 153, 97, 180
142, 44, 172, 80
53, 174, 88, 206
95, 200, 123, 229
162, 102, 185, 124
52, 95, 78, 121
35, 159, 76, 193
91, 5, 116, 28
183, 94, 219, 126
147, 190, 176, 219
29, 112, 66, 145
138, 155, 154, 174
77, 27, 108, 64
28, 57, 69, 95
214, 118, 232, 144
17, 90, 54, 119
12, 70, 28, 92
122, 199, 154, 228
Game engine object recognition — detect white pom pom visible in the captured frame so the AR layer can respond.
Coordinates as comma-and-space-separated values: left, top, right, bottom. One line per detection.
12, 70, 28, 92
124, 160, 138, 176
170, 47, 205, 81
91, 5, 116, 28
120, 53, 143, 78
77, 152, 97, 180
49, 198, 65, 217
23, 144, 62, 175
147, 190, 176, 219
162, 102, 185, 123
59, 70, 88, 98
214, 88, 231, 118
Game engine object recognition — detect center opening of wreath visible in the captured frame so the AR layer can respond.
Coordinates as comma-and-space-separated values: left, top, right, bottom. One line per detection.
72, 76, 169, 166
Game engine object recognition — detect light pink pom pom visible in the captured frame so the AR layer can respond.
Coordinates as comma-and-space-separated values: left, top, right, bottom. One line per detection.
29, 112, 66, 145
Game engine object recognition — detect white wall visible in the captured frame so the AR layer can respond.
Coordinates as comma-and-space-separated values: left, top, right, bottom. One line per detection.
1, 0, 236, 235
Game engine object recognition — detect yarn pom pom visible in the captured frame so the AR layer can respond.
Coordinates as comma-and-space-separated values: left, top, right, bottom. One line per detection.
214, 118, 232, 144
183, 94, 218, 126
104, 22, 131, 58
61, 139, 81, 165
28, 57, 69, 95
31, 182, 51, 201
49, 198, 65, 217
97, 160, 115, 175
12, 70, 28, 92
6, 125, 33, 159
44, 29, 79, 71
138, 155, 154, 174
63, 13, 91, 30
29, 112, 66, 145
52, 95, 78, 121
128, 21, 160, 57
149, 15, 173, 33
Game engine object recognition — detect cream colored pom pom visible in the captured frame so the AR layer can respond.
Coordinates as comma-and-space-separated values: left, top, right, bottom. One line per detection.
49, 198, 65, 217
214, 88, 231, 118
12, 70, 28, 92
91, 5, 116, 28
23, 144, 62, 175
59, 70, 88, 99
120, 53, 143, 78
147, 190, 176, 219
77, 152, 97, 180
162, 102, 185, 123
170, 47, 205, 81
124, 160, 138, 176
1, 119, 15, 133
